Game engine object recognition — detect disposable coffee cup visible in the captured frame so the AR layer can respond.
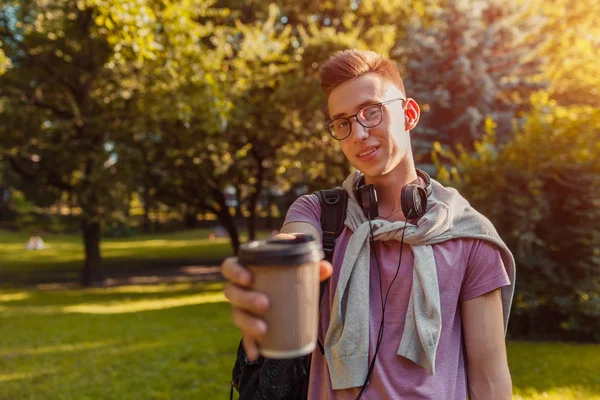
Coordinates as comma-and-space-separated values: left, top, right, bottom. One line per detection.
238, 234, 324, 359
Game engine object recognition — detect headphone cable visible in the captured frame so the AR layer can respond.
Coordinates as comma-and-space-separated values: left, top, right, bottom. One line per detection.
355, 217, 409, 400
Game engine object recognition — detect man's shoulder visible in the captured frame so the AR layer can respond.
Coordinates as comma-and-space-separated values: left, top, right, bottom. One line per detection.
291, 193, 321, 209
285, 193, 323, 225
432, 237, 502, 262
294, 187, 348, 209
433, 236, 501, 250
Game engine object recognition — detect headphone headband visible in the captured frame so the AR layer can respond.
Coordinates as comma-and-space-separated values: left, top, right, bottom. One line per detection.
354, 169, 431, 195
353, 168, 432, 220
415, 169, 432, 197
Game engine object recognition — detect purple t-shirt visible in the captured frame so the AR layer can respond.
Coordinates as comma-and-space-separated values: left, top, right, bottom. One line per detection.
283, 194, 510, 400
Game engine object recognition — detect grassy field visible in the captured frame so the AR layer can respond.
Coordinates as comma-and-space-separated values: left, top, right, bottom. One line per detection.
1, 230, 599, 399
0, 282, 236, 400
0, 282, 599, 399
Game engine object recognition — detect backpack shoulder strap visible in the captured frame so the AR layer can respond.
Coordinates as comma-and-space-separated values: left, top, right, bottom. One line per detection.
315, 188, 348, 263
314, 187, 347, 356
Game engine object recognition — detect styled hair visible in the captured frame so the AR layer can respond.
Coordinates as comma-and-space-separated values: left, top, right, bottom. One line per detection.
319, 49, 405, 97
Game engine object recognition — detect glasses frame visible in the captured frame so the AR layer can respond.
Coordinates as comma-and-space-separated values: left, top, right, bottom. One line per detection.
325, 97, 406, 141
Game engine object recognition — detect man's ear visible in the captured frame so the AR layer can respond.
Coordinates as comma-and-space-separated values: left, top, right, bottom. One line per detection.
404, 98, 420, 131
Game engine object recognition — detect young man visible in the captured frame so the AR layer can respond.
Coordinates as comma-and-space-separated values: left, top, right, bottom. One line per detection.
222, 49, 515, 399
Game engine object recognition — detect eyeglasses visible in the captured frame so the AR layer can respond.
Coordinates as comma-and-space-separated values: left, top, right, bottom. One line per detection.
325, 97, 406, 140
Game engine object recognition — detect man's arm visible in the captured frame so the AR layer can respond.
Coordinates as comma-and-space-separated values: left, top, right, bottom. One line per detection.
461, 288, 512, 400
279, 221, 321, 242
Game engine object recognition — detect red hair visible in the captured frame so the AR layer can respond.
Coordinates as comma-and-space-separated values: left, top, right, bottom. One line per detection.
319, 49, 405, 97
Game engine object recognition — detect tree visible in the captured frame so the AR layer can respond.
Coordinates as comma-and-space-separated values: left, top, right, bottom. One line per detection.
529, 0, 600, 107
395, 0, 547, 164
0, 0, 221, 284
149, 2, 382, 250
153, 4, 329, 250
1, 1, 118, 284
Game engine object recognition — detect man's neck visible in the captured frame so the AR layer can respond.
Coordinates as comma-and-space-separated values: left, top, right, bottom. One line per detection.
364, 161, 418, 221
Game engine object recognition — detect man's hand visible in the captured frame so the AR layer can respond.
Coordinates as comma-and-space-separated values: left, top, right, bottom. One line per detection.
221, 255, 333, 360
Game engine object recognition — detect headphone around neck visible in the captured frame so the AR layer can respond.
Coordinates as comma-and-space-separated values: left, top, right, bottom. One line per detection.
354, 169, 432, 220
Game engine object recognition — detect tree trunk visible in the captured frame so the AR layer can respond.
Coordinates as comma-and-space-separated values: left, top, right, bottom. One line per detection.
183, 205, 199, 229
0, 184, 6, 222
266, 191, 275, 230
234, 184, 243, 218
247, 158, 265, 241
218, 208, 240, 255
142, 188, 151, 233
81, 219, 104, 286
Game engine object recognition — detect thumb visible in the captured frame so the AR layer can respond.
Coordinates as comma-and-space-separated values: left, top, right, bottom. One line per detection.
319, 260, 333, 282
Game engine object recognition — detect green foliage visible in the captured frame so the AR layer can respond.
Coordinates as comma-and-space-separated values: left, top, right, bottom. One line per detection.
529, 0, 600, 107
434, 92, 600, 340
0, 47, 10, 75
397, 0, 547, 162
8, 189, 66, 233
1, 0, 597, 287
0, 0, 135, 223
0, 0, 230, 281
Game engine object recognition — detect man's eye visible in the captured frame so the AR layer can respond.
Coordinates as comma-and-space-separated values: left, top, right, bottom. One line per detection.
364, 107, 379, 119
336, 120, 349, 129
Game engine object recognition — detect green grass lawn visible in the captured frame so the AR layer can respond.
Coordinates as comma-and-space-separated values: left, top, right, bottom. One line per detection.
0, 282, 236, 400
509, 341, 600, 400
0, 282, 599, 399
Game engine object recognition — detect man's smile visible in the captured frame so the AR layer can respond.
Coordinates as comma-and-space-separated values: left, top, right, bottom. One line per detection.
357, 145, 380, 158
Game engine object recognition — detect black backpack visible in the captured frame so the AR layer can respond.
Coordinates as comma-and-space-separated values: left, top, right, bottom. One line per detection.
230, 188, 348, 400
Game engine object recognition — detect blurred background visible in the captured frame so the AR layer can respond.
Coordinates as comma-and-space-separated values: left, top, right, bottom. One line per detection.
0, 0, 598, 399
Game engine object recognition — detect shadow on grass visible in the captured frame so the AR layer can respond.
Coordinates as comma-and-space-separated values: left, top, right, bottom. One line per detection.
0, 228, 237, 287
0, 228, 277, 288
0, 258, 226, 288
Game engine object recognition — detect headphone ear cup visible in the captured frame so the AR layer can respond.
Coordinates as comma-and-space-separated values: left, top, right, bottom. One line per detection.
357, 184, 378, 219
401, 184, 428, 219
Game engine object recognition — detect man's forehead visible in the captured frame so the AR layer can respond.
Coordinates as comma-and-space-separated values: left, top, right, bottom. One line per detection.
327, 74, 398, 118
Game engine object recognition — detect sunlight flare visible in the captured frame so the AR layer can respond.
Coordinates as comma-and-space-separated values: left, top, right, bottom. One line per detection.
61, 292, 227, 314
0, 292, 31, 302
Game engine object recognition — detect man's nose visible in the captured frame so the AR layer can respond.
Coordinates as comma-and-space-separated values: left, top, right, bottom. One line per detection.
351, 119, 369, 142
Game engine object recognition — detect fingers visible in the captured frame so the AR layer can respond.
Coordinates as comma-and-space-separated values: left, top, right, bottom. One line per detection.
232, 307, 267, 341
273, 232, 297, 240
221, 257, 252, 288
222, 256, 268, 360
223, 283, 269, 316
243, 334, 260, 361
223, 255, 329, 363
320, 260, 333, 282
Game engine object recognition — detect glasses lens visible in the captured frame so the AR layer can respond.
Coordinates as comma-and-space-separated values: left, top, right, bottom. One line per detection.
357, 105, 382, 127
328, 118, 350, 139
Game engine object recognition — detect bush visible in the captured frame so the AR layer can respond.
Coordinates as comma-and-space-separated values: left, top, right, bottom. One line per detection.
10, 189, 67, 234
433, 92, 600, 341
